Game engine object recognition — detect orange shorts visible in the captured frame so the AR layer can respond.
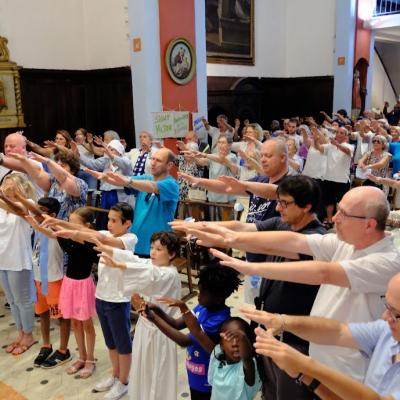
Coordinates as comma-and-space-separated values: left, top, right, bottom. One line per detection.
34, 279, 63, 319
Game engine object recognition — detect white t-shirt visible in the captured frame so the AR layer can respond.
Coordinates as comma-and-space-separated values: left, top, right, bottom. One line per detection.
33, 237, 64, 282
323, 142, 354, 183
306, 233, 400, 382
0, 210, 33, 271
302, 144, 327, 180
95, 231, 138, 303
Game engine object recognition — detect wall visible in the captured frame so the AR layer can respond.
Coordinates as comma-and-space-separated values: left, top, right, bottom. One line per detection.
0, 0, 130, 69
285, 0, 335, 77
207, 0, 336, 78
371, 49, 397, 110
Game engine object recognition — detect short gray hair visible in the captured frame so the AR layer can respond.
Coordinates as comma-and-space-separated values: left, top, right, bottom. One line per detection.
103, 130, 120, 140
365, 196, 390, 231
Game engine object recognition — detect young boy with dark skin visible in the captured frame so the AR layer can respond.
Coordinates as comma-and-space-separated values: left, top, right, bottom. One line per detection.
140, 264, 242, 400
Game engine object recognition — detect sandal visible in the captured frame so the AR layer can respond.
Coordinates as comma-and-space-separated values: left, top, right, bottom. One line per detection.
66, 359, 85, 375
79, 360, 96, 379
5, 341, 20, 354
11, 340, 37, 356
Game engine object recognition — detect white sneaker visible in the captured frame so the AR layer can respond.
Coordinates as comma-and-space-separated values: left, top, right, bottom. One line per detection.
103, 380, 128, 400
93, 376, 117, 392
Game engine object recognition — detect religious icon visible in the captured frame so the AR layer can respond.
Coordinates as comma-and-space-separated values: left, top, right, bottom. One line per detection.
165, 38, 196, 85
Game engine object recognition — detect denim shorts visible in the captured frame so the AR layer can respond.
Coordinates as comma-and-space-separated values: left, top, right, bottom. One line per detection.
95, 298, 132, 354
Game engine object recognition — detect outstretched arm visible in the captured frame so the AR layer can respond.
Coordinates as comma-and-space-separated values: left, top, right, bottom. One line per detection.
242, 307, 358, 348
211, 248, 350, 287
254, 329, 388, 400
158, 297, 216, 353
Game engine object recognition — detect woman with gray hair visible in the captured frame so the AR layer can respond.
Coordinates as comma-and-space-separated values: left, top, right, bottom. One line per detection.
358, 134, 392, 187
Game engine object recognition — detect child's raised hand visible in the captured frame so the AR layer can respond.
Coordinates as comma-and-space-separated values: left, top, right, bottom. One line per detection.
221, 329, 253, 361
54, 229, 76, 239
131, 293, 146, 312
98, 252, 126, 270
93, 238, 113, 255
157, 296, 187, 311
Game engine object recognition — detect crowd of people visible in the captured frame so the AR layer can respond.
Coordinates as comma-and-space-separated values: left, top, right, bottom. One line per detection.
1, 102, 400, 400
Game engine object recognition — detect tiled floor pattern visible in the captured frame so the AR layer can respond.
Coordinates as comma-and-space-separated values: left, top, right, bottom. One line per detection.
0, 282, 248, 400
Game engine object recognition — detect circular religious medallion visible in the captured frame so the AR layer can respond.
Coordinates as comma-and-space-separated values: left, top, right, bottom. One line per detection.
165, 38, 196, 85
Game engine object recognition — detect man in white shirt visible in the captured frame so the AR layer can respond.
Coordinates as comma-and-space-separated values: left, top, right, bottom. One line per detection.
202, 114, 234, 152
315, 126, 354, 226
185, 185, 400, 383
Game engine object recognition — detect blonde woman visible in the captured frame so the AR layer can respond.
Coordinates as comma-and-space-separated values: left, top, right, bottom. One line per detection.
0, 173, 37, 355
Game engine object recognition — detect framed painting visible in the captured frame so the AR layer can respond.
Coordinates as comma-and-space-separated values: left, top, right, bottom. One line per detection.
206, 0, 254, 65
165, 38, 196, 85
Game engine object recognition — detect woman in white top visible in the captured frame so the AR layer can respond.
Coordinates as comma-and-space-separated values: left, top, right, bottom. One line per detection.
0, 173, 37, 355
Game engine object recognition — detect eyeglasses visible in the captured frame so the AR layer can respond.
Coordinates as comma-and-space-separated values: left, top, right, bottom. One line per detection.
276, 198, 296, 209
335, 205, 369, 220
381, 296, 400, 321
372, 140, 382, 144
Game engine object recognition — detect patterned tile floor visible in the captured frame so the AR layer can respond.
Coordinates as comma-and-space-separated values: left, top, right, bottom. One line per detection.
0, 281, 248, 400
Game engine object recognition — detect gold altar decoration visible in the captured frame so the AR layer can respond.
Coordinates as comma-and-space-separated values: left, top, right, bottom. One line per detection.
0, 36, 25, 128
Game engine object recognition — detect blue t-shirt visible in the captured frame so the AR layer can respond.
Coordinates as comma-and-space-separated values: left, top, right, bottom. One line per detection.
130, 175, 179, 255
186, 305, 231, 393
208, 345, 261, 400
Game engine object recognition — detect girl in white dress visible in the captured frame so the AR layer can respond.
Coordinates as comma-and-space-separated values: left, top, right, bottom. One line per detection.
97, 231, 182, 400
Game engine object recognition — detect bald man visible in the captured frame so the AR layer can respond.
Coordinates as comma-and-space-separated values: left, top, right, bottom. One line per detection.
244, 272, 400, 400
0, 132, 44, 197
189, 186, 400, 384
102, 147, 179, 256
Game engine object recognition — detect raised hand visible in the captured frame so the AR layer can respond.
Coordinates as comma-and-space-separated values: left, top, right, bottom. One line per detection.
70, 140, 80, 156
98, 252, 126, 269
177, 171, 201, 187
131, 293, 146, 313
157, 296, 187, 309
103, 171, 130, 187
54, 229, 75, 239
29, 152, 49, 164
240, 306, 282, 334
83, 168, 106, 180
94, 135, 104, 146
217, 175, 246, 193
254, 327, 305, 378
209, 248, 252, 274
93, 238, 113, 256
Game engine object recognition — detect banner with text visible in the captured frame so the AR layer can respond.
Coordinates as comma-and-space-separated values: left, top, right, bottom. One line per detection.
152, 111, 190, 138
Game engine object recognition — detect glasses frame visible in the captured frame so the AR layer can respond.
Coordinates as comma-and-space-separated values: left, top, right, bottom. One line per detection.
276, 198, 296, 209
335, 205, 369, 221
381, 296, 400, 321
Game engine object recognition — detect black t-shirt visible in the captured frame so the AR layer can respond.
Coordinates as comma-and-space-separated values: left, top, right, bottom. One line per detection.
245, 175, 286, 262
255, 217, 326, 347
58, 238, 98, 280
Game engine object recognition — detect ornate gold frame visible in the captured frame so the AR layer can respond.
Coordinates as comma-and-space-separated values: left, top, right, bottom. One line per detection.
165, 38, 196, 85
0, 36, 25, 129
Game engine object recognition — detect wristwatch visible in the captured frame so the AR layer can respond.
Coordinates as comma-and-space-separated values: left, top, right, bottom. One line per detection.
307, 378, 321, 392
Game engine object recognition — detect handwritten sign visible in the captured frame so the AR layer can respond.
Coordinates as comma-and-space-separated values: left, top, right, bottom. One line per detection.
152, 111, 189, 138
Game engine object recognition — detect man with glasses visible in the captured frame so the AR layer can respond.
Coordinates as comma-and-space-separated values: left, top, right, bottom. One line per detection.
184, 185, 400, 384
241, 271, 400, 399
172, 175, 326, 400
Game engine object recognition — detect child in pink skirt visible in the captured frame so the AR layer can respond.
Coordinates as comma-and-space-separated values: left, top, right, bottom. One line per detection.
56, 207, 98, 378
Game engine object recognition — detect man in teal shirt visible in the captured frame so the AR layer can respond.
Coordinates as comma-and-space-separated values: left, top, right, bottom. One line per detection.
104, 147, 179, 256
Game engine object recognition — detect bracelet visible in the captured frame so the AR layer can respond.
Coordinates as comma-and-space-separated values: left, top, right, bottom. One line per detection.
306, 378, 321, 392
